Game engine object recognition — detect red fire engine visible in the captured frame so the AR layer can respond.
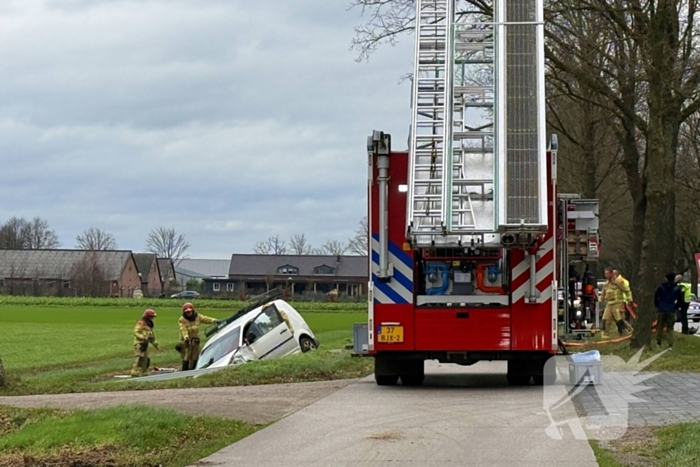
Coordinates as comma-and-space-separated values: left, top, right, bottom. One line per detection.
362, 0, 597, 386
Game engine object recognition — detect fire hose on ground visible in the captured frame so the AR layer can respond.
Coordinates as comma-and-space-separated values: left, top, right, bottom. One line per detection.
559, 302, 667, 347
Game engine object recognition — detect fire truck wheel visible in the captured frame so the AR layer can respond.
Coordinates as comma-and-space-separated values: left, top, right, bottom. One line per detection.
400, 374, 424, 386
375, 374, 399, 386
532, 373, 556, 386
506, 373, 531, 386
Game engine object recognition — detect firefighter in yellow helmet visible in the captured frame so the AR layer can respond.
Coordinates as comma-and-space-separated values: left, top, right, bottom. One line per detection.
613, 269, 634, 335
601, 267, 632, 338
131, 309, 160, 377
176, 302, 222, 371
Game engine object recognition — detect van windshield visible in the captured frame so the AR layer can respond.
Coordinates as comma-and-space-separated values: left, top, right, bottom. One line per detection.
197, 326, 241, 369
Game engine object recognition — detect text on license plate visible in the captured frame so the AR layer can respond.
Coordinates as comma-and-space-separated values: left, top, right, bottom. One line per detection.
377, 325, 403, 343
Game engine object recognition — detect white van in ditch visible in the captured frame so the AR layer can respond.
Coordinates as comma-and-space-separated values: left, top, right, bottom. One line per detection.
195, 297, 319, 370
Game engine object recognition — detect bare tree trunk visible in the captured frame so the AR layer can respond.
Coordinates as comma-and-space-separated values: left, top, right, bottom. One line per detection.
632, 114, 680, 347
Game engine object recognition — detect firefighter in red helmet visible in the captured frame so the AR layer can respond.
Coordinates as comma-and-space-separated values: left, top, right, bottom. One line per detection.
130, 309, 160, 377
176, 302, 222, 371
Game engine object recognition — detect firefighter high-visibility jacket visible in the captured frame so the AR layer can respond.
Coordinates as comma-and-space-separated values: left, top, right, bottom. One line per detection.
678, 281, 693, 303
133, 319, 158, 347
178, 312, 217, 340
602, 277, 631, 305
619, 275, 634, 303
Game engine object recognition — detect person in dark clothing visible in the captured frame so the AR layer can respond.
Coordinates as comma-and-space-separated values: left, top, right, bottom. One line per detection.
568, 264, 580, 311
654, 272, 683, 349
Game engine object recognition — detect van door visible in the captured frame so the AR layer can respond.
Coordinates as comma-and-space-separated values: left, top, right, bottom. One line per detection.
244, 304, 299, 360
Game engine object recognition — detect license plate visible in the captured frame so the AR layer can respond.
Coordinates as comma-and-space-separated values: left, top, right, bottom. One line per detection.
377, 325, 403, 343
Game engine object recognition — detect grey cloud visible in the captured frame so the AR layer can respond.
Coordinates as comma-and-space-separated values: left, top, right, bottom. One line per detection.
0, 0, 413, 257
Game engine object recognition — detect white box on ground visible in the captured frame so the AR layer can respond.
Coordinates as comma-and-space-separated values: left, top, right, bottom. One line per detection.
568, 361, 603, 385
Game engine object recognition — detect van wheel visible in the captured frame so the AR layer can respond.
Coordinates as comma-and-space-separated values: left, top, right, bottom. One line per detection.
300, 336, 317, 352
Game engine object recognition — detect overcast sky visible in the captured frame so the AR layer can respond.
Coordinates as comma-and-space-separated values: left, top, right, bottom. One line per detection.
0, 0, 414, 258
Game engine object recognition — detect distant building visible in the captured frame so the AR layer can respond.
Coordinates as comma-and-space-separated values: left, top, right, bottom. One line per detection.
202, 254, 368, 300
132, 253, 162, 297
0, 249, 141, 297
176, 259, 230, 278
157, 258, 176, 288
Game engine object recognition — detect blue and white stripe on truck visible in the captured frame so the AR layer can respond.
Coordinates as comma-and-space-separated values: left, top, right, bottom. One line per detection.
370, 234, 413, 304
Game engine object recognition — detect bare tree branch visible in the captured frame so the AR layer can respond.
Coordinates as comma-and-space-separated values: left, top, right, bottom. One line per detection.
347, 216, 369, 256
76, 228, 117, 250
289, 234, 313, 255
146, 227, 190, 263
254, 235, 288, 255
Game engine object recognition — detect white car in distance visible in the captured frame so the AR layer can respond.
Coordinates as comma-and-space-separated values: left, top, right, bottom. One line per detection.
195, 299, 319, 370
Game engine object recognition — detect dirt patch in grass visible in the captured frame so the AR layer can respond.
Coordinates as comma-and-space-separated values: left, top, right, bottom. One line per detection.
596, 427, 659, 467
0, 445, 148, 467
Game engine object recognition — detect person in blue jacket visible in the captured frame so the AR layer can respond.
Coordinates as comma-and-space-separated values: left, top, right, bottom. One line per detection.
655, 272, 683, 349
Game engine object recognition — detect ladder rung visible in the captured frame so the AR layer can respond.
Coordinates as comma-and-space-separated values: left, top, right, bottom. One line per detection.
454, 86, 493, 93
414, 147, 492, 153
454, 131, 494, 139
413, 178, 444, 183
455, 31, 493, 39
455, 43, 493, 51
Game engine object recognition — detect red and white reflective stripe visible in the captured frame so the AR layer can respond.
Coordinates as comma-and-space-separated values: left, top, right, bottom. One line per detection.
368, 282, 375, 350
511, 236, 555, 304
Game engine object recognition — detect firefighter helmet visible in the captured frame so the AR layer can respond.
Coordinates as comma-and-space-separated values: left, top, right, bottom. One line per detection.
182, 302, 195, 312
143, 309, 157, 318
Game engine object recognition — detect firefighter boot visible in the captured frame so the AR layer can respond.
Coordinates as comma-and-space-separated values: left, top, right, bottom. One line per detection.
602, 318, 614, 339
616, 320, 626, 335
181, 361, 189, 372
191, 359, 198, 370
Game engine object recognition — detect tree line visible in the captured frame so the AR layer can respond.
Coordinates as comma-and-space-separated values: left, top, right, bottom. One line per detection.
0, 215, 370, 262
0, 217, 190, 262
253, 217, 369, 256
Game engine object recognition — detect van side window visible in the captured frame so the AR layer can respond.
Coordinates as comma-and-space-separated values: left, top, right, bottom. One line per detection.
247, 305, 284, 341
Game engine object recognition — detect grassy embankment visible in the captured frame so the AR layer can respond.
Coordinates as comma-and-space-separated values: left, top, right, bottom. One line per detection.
0, 404, 257, 467
0, 298, 370, 466
0, 298, 372, 395
564, 333, 700, 465
563, 330, 700, 372
589, 424, 700, 466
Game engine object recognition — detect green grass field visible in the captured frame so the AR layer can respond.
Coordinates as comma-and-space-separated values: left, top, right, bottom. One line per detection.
0, 405, 258, 467
0, 304, 371, 395
0, 302, 371, 465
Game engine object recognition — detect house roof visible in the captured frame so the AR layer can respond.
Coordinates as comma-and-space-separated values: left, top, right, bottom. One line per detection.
174, 265, 210, 280
0, 249, 133, 281
175, 259, 230, 278
133, 253, 158, 282
157, 258, 174, 276
228, 254, 367, 278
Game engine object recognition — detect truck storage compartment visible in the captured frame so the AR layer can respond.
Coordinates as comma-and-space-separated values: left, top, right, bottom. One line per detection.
414, 308, 511, 351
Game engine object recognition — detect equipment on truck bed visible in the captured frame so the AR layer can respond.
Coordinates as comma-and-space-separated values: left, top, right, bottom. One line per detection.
204, 289, 282, 338
359, 0, 601, 386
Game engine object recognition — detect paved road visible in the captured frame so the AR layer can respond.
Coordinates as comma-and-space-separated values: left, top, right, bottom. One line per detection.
192, 361, 597, 467
0, 380, 352, 425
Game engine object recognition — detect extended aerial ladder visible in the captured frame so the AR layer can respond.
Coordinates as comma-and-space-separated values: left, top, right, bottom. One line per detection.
407, 0, 548, 252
